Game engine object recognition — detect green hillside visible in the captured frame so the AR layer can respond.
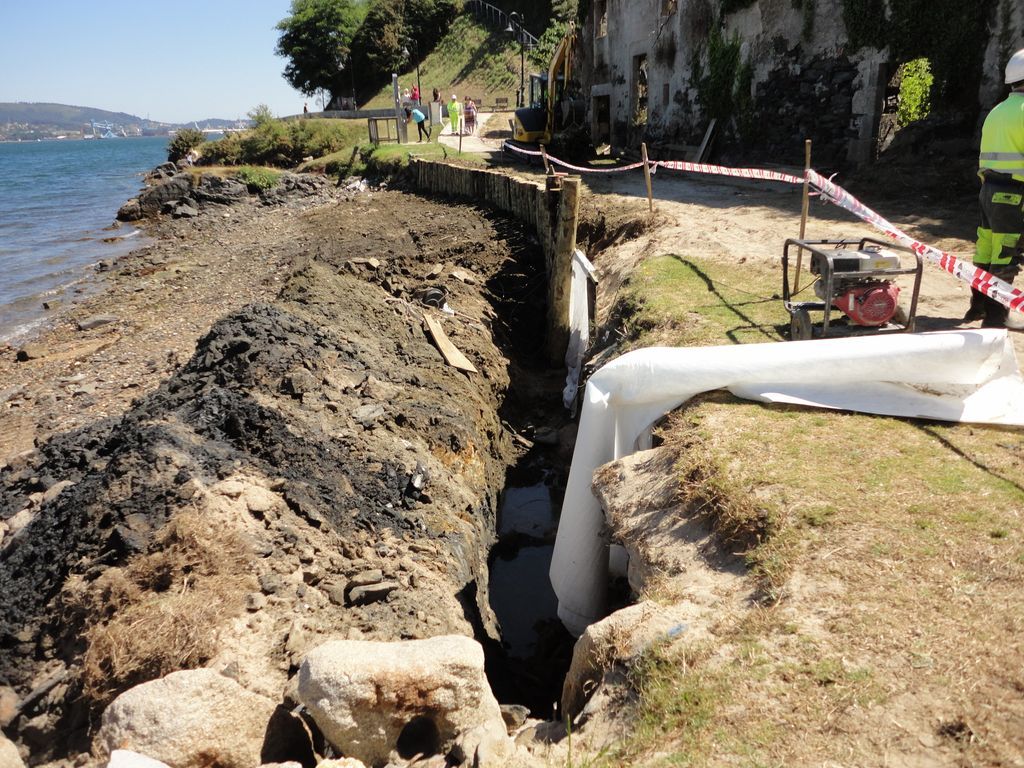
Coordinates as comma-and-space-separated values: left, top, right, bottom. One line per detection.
0, 102, 146, 130
364, 15, 527, 108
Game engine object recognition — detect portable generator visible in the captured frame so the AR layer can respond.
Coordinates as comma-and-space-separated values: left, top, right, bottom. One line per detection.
782, 238, 924, 341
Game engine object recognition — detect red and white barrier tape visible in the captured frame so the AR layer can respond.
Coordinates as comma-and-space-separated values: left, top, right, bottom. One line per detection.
500, 141, 1022, 315
807, 170, 1024, 315
502, 142, 645, 173
655, 159, 804, 185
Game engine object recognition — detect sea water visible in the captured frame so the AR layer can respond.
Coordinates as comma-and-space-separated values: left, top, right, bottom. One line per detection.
0, 136, 169, 342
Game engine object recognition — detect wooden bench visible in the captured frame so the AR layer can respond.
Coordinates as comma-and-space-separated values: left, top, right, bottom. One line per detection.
494, 96, 510, 111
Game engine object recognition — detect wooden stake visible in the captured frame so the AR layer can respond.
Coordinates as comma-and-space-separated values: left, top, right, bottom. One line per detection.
794, 139, 812, 293
641, 142, 654, 213
540, 144, 551, 174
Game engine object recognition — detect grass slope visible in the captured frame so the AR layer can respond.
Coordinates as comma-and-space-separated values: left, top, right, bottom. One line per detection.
364, 15, 530, 108
596, 253, 1024, 766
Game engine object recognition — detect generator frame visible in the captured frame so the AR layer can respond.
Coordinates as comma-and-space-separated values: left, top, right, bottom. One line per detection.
782, 237, 924, 341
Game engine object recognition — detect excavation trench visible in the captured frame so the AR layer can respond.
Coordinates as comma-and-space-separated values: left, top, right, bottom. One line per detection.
0, 188, 584, 762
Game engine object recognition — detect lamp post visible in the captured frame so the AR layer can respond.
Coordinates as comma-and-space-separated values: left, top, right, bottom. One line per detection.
401, 37, 422, 104
505, 11, 525, 108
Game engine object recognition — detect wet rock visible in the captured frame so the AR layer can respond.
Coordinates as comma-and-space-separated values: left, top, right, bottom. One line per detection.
138, 175, 193, 216
0, 735, 24, 768
116, 199, 143, 222
347, 581, 399, 606
297, 636, 511, 767
95, 668, 276, 768
76, 315, 119, 331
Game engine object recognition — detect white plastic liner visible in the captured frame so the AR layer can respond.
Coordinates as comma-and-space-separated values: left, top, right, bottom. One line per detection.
550, 330, 1024, 636
563, 249, 597, 409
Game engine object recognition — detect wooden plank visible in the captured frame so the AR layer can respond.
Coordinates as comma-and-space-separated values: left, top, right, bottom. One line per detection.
694, 118, 717, 163
423, 313, 478, 374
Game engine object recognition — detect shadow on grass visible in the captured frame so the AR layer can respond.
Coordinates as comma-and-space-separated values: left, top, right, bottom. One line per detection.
917, 424, 1024, 495
668, 255, 781, 345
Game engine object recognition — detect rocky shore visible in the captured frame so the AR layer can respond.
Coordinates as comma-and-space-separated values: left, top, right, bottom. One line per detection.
0, 164, 576, 767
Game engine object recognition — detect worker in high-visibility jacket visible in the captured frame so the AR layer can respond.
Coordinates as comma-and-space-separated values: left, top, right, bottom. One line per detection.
965, 48, 1024, 327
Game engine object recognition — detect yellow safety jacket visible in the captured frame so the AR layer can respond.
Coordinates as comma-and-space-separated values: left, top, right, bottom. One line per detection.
979, 92, 1024, 183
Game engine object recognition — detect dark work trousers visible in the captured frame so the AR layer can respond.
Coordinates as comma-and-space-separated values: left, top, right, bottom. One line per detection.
966, 174, 1024, 327
416, 120, 429, 141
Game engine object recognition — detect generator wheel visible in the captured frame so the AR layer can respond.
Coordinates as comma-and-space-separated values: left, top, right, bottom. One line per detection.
790, 309, 813, 341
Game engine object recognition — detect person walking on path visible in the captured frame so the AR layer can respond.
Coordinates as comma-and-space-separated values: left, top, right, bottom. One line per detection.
463, 97, 477, 135
447, 95, 462, 136
965, 48, 1024, 328
406, 107, 430, 142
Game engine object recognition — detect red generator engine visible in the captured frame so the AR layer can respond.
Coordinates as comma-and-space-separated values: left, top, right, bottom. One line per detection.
782, 238, 924, 341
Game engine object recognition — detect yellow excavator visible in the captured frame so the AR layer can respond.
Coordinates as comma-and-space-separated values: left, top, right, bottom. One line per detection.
512, 24, 581, 145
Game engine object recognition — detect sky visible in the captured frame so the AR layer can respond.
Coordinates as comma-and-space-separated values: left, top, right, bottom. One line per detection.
0, 0, 315, 124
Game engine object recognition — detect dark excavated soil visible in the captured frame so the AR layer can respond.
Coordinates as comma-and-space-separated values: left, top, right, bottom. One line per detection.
0, 185, 566, 765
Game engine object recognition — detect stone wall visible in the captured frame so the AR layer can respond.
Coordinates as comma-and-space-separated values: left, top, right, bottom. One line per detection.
578, 0, 1022, 168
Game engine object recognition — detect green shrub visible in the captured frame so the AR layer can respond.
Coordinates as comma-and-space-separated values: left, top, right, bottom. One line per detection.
235, 166, 281, 192
897, 58, 933, 126
167, 128, 206, 163
199, 133, 244, 165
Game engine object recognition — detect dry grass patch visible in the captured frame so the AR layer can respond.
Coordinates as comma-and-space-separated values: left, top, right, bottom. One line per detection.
61, 508, 254, 708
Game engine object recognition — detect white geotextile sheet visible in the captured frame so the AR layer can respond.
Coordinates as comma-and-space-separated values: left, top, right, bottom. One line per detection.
549, 330, 1024, 636
563, 249, 597, 409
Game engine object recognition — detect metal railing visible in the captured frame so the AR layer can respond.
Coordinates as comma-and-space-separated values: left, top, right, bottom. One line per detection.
464, 0, 539, 48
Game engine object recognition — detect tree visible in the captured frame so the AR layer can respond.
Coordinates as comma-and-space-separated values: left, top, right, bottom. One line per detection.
275, 0, 366, 104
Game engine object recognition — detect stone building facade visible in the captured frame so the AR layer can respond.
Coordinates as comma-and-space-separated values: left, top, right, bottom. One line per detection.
579, 0, 1023, 168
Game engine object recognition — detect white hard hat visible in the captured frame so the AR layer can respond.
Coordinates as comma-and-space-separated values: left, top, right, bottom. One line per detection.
1005, 48, 1024, 85
451, 94, 457, 100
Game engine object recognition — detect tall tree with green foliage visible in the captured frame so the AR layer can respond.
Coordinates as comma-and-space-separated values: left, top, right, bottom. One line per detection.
275, 0, 367, 104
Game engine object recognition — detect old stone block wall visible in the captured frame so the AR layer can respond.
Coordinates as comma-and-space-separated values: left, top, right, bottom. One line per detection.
578, 0, 1023, 169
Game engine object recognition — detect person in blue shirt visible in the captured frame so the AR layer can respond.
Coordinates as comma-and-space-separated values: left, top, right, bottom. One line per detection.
405, 107, 430, 142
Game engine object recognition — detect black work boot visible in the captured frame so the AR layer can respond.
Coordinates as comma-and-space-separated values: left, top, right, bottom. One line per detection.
962, 289, 988, 323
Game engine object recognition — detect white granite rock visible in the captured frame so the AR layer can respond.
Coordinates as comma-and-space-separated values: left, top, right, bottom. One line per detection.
298, 635, 511, 767
0, 735, 24, 768
95, 668, 276, 768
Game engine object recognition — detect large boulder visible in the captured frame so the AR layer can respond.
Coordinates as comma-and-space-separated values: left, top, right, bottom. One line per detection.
116, 198, 143, 222
138, 175, 193, 216
193, 175, 248, 205
94, 668, 277, 768
0, 734, 24, 768
297, 636, 512, 767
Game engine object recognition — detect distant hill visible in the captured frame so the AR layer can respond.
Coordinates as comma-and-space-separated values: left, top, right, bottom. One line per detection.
0, 103, 240, 131
0, 102, 149, 130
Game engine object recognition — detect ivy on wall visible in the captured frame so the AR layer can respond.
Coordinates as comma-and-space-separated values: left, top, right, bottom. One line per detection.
842, 0, 997, 112
720, 0, 757, 15
841, 0, 887, 50
695, 25, 743, 122
888, 0, 997, 110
